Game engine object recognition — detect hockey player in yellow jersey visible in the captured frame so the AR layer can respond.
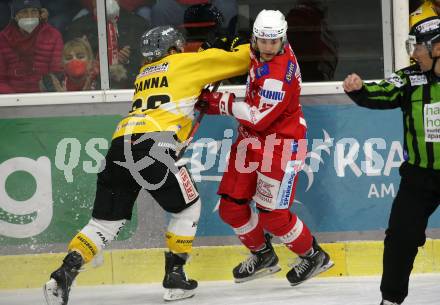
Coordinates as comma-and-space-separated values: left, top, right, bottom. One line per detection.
43, 26, 250, 305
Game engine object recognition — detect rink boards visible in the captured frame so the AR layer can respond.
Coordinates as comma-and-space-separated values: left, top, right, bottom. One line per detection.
2, 240, 440, 289
2, 100, 440, 289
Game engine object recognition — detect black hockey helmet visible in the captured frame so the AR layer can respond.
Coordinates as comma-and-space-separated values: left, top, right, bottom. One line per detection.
407, 16, 440, 57
182, 3, 224, 29
140, 26, 185, 63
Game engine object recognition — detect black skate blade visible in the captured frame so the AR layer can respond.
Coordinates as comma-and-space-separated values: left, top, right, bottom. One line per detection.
234, 264, 282, 283
163, 288, 196, 301
290, 260, 335, 287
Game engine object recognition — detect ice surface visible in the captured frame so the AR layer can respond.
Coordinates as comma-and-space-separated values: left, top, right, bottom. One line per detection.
1, 274, 439, 305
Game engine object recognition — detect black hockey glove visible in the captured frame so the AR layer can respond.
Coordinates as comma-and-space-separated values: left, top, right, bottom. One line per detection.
199, 35, 248, 52
228, 35, 248, 50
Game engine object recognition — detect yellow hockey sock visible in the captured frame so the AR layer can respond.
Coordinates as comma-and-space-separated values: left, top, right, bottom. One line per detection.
165, 231, 194, 254
68, 232, 99, 263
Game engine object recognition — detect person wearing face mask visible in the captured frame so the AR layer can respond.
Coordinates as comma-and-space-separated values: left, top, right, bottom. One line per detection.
64, 0, 146, 89
343, 17, 440, 305
39, 37, 99, 91
0, 0, 63, 93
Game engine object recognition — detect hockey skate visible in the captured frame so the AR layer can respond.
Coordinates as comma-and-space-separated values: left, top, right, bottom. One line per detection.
233, 234, 281, 283
163, 252, 197, 301
43, 251, 83, 305
380, 300, 401, 305
286, 237, 334, 286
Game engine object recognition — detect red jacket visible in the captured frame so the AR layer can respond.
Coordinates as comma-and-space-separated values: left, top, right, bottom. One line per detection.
232, 44, 306, 141
0, 22, 63, 93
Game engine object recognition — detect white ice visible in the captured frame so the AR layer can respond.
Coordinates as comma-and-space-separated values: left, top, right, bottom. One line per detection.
1, 274, 439, 305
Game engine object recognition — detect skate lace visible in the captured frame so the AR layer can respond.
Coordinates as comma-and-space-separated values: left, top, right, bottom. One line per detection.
239, 254, 258, 274
289, 257, 311, 276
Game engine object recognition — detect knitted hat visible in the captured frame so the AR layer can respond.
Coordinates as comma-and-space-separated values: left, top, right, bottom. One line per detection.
11, 0, 42, 17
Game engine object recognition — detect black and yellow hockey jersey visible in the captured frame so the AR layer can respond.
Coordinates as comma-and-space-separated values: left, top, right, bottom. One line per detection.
112, 45, 250, 141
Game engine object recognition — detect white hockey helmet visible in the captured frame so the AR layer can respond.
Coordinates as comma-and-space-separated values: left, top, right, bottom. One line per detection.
252, 9, 288, 49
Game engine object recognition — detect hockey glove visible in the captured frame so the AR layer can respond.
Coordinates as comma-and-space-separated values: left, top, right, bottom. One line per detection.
195, 89, 235, 115
199, 36, 228, 51
199, 35, 248, 52
228, 35, 248, 51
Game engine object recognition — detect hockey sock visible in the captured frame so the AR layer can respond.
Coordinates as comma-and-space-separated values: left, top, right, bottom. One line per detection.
259, 210, 313, 255
279, 216, 313, 255
166, 199, 201, 254
219, 197, 265, 251
68, 218, 126, 263
232, 211, 266, 251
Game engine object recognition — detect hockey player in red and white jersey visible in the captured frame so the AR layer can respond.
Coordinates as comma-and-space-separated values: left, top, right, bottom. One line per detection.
197, 9, 334, 286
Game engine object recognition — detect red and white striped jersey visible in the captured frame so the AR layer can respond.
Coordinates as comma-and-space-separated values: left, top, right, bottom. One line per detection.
231, 44, 307, 141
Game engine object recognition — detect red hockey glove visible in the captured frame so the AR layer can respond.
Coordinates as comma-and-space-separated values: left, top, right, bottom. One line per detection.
196, 89, 235, 115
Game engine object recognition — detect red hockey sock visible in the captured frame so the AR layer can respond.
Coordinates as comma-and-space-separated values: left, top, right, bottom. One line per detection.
219, 197, 265, 251
259, 209, 313, 255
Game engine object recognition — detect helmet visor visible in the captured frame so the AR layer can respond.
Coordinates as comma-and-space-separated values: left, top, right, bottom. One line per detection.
406, 35, 418, 57
406, 36, 432, 58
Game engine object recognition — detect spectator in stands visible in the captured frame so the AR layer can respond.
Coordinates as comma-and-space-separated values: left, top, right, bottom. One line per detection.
0, 0, 63, 94
40, 37, 99, 91
0, 2, 11, 31
65, 0, 146, 89
152, 0, 207, 27
182, 2, 224, 52
212, 0, 238, 35
286, 0, 338, 81
152, 0, 237, 36
76, 0, 155, 26
40, 0, 82, 34
117, 0, 155, 25
1, 1, 52, 33
181, 2, 245, 84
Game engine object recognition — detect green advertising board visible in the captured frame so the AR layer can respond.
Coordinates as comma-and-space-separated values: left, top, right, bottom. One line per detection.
0, 116, 138, 246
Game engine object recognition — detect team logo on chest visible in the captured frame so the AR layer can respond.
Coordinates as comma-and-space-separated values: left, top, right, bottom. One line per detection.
259, 88, 285, 101
258, 78, 285, 104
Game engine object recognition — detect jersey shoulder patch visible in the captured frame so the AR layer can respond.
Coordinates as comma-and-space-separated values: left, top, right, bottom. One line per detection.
284, 60, 297, 84
255, 63, 270, 79
385, 72, 405, 88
